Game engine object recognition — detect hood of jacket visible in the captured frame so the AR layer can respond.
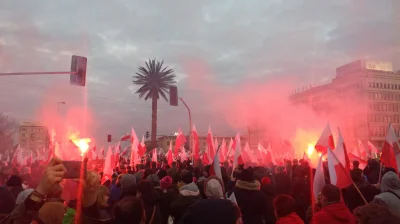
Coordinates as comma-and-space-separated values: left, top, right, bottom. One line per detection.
380, 171, 400, 196
317, 202, 355, 223
140, 189, 160, 206
276, 212, 304, 224
180, 182, 200, 197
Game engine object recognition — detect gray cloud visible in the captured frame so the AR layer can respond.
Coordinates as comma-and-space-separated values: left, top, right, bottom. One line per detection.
0, 0, 399, 146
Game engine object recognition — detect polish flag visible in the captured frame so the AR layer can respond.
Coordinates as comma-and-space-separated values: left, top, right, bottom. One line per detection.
152, 149, 157, 162
120, 133, 131, 141
232, 133, 242, 175
167, 141, 173, 167
209, 145, 222, 180
180, 148, 188, 161
102, 147, 113, 184
357, 139, 365, 158
219, 138, 226, 163
313, 155, 325, 200
244, 141, 258, 164
348, 153, 368, 169
257, 143, 266, 165
367, 141, 379, 157
315, 123, 335, 155
226, 138, 234, 159
130, 128, 140, 166
192, 124, 200, 160
174, 128, 186, 157
327, 129, 352, 189
207, 126, 215, 159
381, 124, 399, 172
265, 143, 276, 165
138, 136, 146, 158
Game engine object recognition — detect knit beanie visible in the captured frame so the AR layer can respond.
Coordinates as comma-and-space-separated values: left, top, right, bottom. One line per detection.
160, 176, 173, 190
120, 174, 136, 190
147, 174, 160, 187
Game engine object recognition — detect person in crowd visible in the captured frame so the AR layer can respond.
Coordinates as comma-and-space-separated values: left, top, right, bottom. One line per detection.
179, 176, 242, 224
351, 161, 361, 173
108, 174, 124, 207
136, 180, 162, 224
311, 184, 356, 224
113, 196, 146, 224
232, 166, 270, 224
167, 162, 179, 183
96, 185, 111, 219
169, 172, 201, 223
353, 203, 400, 224
274, 166, 290, 195
273, 194, 304, 224
363, 159, 380, 185
120, 174, 137, 198
6, 175, 24, 200
372, 171, 400, 217
0, 185, 16, 219
15, 189, 34, 205
1, 158, 67, 224
158, 176, 178, 224
260, 177, 276, 224
147, 174, 160, 188
342, 168, 379, 212
38, 201, 66, 224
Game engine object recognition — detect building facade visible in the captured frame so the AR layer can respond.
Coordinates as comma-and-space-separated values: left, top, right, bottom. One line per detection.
18, 122, 50, 151
288, 60, 400, 147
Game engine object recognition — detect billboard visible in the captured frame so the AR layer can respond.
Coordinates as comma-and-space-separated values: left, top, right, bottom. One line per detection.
365, 61, 393, 72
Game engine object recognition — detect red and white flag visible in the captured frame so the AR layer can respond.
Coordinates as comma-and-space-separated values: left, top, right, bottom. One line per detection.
138, 136, 146, 158
174, 128, 186, 157
357, 139, 365, 158
152, 149, 157, 162
381, 124, 399, 172
367, 141, 379, 157
219, 138, 226, 163
232, 133, 242, 175
265, 143, 276, 165
207, 126, 215, 159
102, 147, 113, 184
327, 129, 352, 189
209, 145, 222, 180
313, 155, 325, 200
192, 124, 200, 160
167, 141, 173, 166
315, 123, 335, 155
120, 133, 131, 141
130, 128, 140, 166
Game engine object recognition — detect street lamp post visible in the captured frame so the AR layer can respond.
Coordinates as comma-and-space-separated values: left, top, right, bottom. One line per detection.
179, 98, 192, 158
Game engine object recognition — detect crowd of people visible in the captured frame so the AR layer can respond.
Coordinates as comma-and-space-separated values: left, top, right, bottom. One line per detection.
0, 156, 400, 224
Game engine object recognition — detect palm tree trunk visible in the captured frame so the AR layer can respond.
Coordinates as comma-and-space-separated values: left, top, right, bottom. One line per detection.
151, 95, 158, 147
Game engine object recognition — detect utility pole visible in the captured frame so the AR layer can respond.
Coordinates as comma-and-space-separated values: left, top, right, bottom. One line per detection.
180, 98, 192, 156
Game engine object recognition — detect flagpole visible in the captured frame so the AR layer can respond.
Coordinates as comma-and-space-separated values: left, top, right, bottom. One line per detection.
180, 98, 192, 161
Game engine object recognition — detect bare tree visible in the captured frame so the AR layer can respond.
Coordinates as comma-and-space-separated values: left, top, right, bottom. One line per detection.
0, 113, 18, 155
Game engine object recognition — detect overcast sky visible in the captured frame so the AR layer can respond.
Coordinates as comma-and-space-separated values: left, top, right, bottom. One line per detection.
0, 0, 399, 146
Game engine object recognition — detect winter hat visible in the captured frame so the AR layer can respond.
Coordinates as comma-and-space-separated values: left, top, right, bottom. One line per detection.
16, 188, 34, 205
7, 175, 22, 187
204, 177, 224, 199
147, 174, 160, 187
182, 172, 193, 184
160, 176, 173, 190
240, 167, 255, 182
120, 174, 136, 190
261, 177, 272, 185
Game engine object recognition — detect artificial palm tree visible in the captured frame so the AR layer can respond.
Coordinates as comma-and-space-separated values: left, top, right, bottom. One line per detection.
133, 59, 176, 146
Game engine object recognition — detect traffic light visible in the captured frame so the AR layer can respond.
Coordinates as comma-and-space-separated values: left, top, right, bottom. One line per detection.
107, 134, 112, 142
169, 85, 178, 106
145, 131, 150, 139
70, 55, 87, 86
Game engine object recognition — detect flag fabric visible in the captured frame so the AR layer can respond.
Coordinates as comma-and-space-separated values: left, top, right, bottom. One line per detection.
209, 145, 222, 181
381, 124, 399, 172
348, 153, 368, 169
206, 126, 215, 159
227, 138, 234, 158
232, 133, 242, 175
192, 124, 200, 160
167, 141, 173, 167
303, 152, 312, 166
130, 128, 140, 166
102, 147, 113, 184
228, 192, 238, 205
313, 155, 325, 200
138, 136, 146, 158
180, 148, 188, 161
367, 141, 378, 157
357, 139, 365, 158
257, 143, 265, 165
265, 143, 276, 165
120, 133, 131, 141
174, 128, 186, 157
219, 138, 226, 163
244, 142, 258, 164
315, 123, 335, 155
327, 144, 352, 189
152, 149, 157, 162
